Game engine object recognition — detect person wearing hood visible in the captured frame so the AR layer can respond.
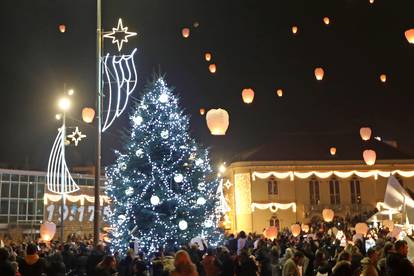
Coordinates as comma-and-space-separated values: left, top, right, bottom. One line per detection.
360, 247, 379, 276
19, 244, 46, 276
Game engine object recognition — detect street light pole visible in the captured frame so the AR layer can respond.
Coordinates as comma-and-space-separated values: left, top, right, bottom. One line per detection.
94, 0, 102, 246
60, 108, 66, 242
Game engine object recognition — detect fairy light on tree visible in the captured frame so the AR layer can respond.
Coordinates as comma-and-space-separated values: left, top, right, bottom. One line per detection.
106, 76, 223, 254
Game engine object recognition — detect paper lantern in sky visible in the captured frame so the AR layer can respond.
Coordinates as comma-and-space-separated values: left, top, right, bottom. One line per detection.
82, 107, 95, 123
314, 67, 325, 80
405, 29, 414, 44
380, 74, 387, 83
205, 52, 212, 61
193, 22, 199, 28
40, 222, 56, 242
323, 17, 330, 25
291, 26, 298, 34
206, 108, 229, 135
322, 208, 334, 222
301, 224, 310, 233
330, 147, 337, 156
355, 222, 369, 236
291, 224, 301, 237
276, 89, 283, 97
199, 108, 205, 115
59, 24, 66, 33
363, 150, 376, 166
264, 226, 278, 240
209, 64, 217, 73
242, 88, 255, 104
369, 0, 375, 4
181, 27, 190, 38
360, 127, 372, 141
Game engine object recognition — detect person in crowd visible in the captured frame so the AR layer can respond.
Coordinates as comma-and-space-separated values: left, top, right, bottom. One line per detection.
131, 252, 148, 276
95, 255, 117, 276
86, 243, 106, 276
0, 247, 15, 276
201, 248, 221, 276
360, 247, 379, 276
386, 240, 414, 276
171, 250, 198, 276
19, 243, 47, 276
331, 251, 352, 276
11, 261, 22, 276
216, 246, 234, 276
237, 231, 247, 256
255, 239, 272, 276
282, 251, 304, 276
118, 248, 135, 276
45, 251, 66, 276
377, 242, 393, 276
62, 244, 75, 274
234, 249, 257, 276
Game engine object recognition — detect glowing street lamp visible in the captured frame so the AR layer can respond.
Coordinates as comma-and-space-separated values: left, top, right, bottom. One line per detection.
58, 97, 71, 111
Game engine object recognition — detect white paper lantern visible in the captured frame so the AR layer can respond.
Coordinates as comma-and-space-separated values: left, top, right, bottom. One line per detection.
40, 222, 56, 242
301, 224, 310, 233
209, 64, 217, 73
82, 107, 95, 123
150, 195, 160, 206
322, 208, 334, 222
174, 174, 184, 183
330, 147, 337, 156
363, 150, 376, 166
125, 187, 134, 196
360, 127, 372, 141
242, 88, 255, 104
133, 116, 143, 126
355, 222, 369, 236
206, 108, 229, 135
314, 67, 325, 80
291, 224, 301, 237
196, 197, 206, 205
159, 93, 169, 103
182, 28, 190, 38
179, 220, 188, 230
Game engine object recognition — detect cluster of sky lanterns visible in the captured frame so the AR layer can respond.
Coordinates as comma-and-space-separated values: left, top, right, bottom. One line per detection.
359, 127, 377, 166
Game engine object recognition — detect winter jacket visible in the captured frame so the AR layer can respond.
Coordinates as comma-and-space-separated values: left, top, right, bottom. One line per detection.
19, 254, 47, 276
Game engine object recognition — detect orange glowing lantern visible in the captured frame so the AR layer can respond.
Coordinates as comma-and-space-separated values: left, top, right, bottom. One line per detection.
209, 64, 217, 73
264, 226, 278, 240
291, 26, 298, 34
360, 127, 372, 141
369, 0, 375, 4
199, 108, 205, 115
363, 150, 376, 166
242, 88, 255, 104
405, 29, 414, 44
330, 147, 337, 156
380, 74, 387, 83
322, 208, 334, 222
205, 52, 212, 62
314, 67, 325, 80
291, 224, 301, 237
206, 108, 229, 135
182, 27, 190, 38
59, 24, 66, 33
276, 89, 283, 97
82, 107, 95, 123
355, 222, 369, 236
323, 17, 330, 25
301, 224, 310, 233
40, 222, 56, 242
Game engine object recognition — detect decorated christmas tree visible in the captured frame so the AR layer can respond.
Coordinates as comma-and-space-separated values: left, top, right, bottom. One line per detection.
106, 76, 223, 253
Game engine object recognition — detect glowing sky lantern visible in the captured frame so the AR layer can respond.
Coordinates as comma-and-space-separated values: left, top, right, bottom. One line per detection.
206, 108, 229, 135
291, 26, 298, 34
322, 208, 334, 222
360, 127, 372, 141
301, 224, 309, 233
181, 27, 190, 38
369, 0, 375, 4
323, 17, 330, 25
193, 22, 199, 28
276, 89, 283, 97
380, 74, 387, 83
40, 222, 56, 242
209, 64, 217, 73
205, 52, 212, 61
405, 29, 414, 44
59, 24, 66, 33
199, 108, 205, 116
242, 88, 255, 104
314, 67, 325, 80
355, 222, 369, 236
363, 150, 376, 166
264, 226, 278, 240
291, 224, 301, 237
82, 107, 95, 123
330, 147, 337, 156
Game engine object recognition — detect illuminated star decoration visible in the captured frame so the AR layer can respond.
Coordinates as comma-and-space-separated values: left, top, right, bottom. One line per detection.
67, 127, 86, 146
103, 18, 137, 52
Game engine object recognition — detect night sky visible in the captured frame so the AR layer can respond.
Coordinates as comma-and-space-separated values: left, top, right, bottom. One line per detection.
1, 0, 414, 170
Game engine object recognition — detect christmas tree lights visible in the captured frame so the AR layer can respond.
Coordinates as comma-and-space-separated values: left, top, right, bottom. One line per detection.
106, 76, 222, 254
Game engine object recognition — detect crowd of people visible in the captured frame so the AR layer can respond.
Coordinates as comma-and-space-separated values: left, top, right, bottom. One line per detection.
0, 224, 414, 276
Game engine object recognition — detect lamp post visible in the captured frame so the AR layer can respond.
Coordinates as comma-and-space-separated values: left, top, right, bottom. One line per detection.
57, 91, 72, 242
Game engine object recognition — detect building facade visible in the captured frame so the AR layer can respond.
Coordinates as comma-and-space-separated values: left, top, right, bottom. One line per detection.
223, 160, 414, 233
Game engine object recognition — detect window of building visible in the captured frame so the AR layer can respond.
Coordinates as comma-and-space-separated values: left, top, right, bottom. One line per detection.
19, 183, 28, 198
10, 183, 19, 198
268, 177, 278, 195
9, 201, 18, 215
350, 178, 361, 204
1, 182, 9, 197
309, 178, 320, 205
19, 201, 27, 215
0, 200, 8, 215
269, 215, 279, 228
329, 178, 340, 205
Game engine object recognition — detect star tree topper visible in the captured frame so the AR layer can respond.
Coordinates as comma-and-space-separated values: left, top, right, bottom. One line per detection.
103, 18, 137, 52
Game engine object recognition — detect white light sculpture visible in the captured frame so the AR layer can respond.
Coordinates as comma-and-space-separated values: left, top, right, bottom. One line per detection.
102, 48, 138, 132
67, 127, 86, 146
103, 18, 137, 52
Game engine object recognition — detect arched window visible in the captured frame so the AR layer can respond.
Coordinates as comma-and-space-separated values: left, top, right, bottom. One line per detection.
269, 215, 279, 228
268, 177, 278, 195
329, 178, 340, 205
350, 178, 361, 204
309, 177, 320, 205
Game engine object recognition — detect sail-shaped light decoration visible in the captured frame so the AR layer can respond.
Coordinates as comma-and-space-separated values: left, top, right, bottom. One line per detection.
217, 179, 231, 213
47, 128, 80, 194
101, 48, 138, 132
